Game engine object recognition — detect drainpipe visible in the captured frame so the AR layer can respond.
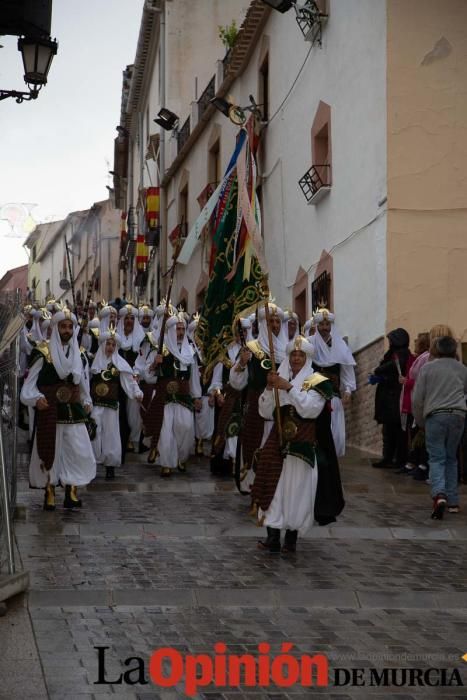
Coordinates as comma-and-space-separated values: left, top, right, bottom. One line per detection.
127, 134, 134, 299
139, 110, 145, 301
159, 0, 166, 301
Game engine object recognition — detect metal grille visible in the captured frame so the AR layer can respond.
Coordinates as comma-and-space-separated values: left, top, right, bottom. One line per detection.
198, 75, 215, 120
0, 290, 22, 577
311, 271, 331, 311
222, 49, 232, 79
177, 116, 191, 154
298, 164, 331, 203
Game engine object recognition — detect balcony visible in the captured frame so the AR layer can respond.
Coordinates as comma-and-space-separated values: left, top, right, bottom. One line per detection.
296, 1, 328, 46
169, 222, 188, 246
177, 116, 190, 154
198, 75, 215, 121
298, 164, 331, 205
222, 49, 232, 80
197, 182, 218, 209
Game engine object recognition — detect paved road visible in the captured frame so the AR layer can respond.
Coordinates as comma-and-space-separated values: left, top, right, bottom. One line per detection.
1, 445, 466, 699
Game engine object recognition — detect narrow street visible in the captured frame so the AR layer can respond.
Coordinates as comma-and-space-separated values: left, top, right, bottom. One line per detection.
2, 443, 466, 699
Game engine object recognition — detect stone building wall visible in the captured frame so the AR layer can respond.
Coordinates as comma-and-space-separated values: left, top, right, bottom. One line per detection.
345, 337, 385, 455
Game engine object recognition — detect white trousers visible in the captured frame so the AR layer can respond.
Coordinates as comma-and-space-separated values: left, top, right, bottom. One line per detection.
127, 397, 142, 443
157, 403, 195, 470
92, 405, 122, 466
29, 423, 96, 488
195, 396, 214, 440
331, 396, 346, 457
261, 455, 318, 534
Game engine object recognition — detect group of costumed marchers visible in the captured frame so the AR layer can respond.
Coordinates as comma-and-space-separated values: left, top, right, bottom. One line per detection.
19, 298, 350, 552
18, 117, 352, 554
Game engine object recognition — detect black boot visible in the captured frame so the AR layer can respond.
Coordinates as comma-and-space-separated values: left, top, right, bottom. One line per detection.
64, 485, 82, 509
105, 466, 115, 480
282, 529, 298, 554
258, 527, 281, 553
139, 432, 149, 454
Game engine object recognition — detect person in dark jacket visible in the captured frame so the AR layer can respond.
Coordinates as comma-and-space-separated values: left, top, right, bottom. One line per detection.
371, 328, 413, 468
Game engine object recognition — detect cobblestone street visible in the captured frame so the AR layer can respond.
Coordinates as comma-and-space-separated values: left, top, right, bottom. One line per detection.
0, 445, 466, 699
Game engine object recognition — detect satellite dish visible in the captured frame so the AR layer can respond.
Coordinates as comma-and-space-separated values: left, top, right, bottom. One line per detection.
59, 279, 71, 291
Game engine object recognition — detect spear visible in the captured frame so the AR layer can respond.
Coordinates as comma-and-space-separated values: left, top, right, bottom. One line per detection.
152, 238, 182, 372
261, 276, 283, 448
64, 238, 77, 314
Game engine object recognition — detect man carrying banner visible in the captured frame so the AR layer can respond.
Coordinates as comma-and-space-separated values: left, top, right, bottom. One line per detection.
208, 318, 252, 475
254, 335, 345, 554
187, 313, 214, 456
229, 303, 288, 491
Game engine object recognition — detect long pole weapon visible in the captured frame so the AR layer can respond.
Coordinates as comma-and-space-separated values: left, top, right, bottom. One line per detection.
262, 276, 283, 448
64, 238, 77, 314
77, 275, 95, 345
152, 239, 182, 371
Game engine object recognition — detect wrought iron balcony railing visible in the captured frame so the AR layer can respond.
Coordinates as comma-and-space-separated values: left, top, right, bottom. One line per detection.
298, 164, 331, 204
198, 75, 215, 121
177, 116, 191, 154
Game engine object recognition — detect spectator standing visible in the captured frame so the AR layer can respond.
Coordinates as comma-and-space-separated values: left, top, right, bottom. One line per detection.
412, 336, 467, 519
372, 328, 413, 469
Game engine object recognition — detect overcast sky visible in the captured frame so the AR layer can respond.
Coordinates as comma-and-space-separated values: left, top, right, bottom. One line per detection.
0, 0, 144, 277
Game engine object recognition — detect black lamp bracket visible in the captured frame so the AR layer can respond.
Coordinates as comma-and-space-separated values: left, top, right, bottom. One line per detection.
0, 87, 40, 103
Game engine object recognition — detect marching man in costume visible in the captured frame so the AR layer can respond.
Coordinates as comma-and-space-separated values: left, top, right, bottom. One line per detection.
309, 308, 356, 457
90, 330, 143, 479
143, 312, 202, 476
208, 318, 251, 475
254, 336, 345, 554
187, 313, 214, 456
229, 303, 288, 492
117, 304, 145, 453
20, 307, 96, 510
283, 309, 300, 340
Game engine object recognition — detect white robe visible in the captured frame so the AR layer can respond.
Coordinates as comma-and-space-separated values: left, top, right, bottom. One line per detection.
310, 332, 356, 457
257, 379, 325, 534
92, 372, 143, 467
144, 348, 202, 470
20, 357, 96, 488
192, 352, 214, 443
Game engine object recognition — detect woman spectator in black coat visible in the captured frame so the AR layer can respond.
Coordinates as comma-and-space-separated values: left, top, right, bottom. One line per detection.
372, 328, 412, 469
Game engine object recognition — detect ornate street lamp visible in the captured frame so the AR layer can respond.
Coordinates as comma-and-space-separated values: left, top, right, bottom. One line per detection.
0, 0, 58, 104
0, 35, 58, 103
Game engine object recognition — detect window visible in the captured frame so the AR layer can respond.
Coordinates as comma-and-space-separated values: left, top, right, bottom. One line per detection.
196, 287, 206, 310
298, 101, 332, 204
32, 245, 37, 262
293, 267, 308, 322
311, 270, 332, 310
294, 290, 306, 325
259, 54, 269, 121
45, 279, 51, 297
311, 100, 332, 187
208, 139, 221, 187
179, 184, 188, 237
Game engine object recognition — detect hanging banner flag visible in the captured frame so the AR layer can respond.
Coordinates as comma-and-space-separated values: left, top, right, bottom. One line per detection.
136, 233, 148, 271
196, 118, 266, 379
178, 130, 247, 265
146, 187, 160, 229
